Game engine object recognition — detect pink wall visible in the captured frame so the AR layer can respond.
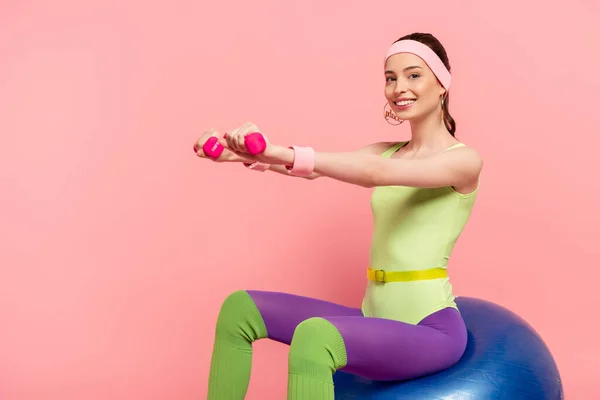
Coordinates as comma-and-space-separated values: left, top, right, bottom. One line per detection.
1, 1, 598, 399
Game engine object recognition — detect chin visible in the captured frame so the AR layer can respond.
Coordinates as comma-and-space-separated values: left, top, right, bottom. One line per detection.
394, 110, 416, 121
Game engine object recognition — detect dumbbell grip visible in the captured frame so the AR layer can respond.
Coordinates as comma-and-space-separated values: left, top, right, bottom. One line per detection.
201, 136, 224, 158
244, 132, 267, 155
200, 132, 266, 159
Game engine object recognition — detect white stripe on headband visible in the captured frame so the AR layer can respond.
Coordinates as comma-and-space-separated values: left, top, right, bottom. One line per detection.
384, 40, 451, 90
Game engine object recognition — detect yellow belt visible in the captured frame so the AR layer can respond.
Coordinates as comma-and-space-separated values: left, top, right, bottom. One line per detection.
367, 267, 448, 283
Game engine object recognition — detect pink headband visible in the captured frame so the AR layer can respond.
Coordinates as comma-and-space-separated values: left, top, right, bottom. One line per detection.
384, 39, 451, 90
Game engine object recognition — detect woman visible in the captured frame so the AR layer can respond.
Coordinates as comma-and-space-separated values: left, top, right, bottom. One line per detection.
196, 32, 483, 400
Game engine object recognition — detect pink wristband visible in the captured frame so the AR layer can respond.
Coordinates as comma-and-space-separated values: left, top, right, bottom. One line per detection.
286, 146, 315, 177
244, 161, 271, 171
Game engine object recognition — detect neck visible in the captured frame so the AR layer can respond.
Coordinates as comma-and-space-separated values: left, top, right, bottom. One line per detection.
406, 109, 454, 151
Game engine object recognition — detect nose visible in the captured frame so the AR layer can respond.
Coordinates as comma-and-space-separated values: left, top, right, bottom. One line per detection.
394, 79, 407, 97
393, 80, 407, 96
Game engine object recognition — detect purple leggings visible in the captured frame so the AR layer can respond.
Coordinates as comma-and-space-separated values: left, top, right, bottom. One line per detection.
247, 290, 467, 381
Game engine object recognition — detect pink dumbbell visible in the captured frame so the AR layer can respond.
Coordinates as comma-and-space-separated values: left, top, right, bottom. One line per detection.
199, 132, 267, 159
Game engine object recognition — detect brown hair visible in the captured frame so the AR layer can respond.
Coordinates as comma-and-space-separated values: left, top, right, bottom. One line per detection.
393, 33, 456, 136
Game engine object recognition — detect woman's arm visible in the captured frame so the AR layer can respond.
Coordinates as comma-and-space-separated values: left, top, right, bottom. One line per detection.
266, 164, 320, 179
266, 145, 483, 189
263, 142, 396, 181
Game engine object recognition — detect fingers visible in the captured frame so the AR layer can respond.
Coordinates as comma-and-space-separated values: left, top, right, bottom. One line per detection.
225, 122, 262, 153
194, 128, 221, 158
225, 122, 246, 153
195, 122, 264, 162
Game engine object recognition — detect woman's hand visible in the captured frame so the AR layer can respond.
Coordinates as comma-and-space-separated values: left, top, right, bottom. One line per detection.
224, 122, 292, 165
194, 128, 251, 163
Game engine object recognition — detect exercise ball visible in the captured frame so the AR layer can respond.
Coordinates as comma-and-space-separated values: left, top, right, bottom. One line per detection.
333, 296, 563, 399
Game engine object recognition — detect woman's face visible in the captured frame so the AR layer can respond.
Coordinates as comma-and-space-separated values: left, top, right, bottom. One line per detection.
384, 53, 446, 121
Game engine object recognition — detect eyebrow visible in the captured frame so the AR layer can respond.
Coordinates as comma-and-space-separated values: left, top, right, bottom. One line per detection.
384, 66, 423, 74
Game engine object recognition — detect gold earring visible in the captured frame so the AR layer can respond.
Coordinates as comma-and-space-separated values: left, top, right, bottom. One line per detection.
383, 102, 403, 125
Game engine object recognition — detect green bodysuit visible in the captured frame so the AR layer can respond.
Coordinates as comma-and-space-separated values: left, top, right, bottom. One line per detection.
361, 141, 478, 324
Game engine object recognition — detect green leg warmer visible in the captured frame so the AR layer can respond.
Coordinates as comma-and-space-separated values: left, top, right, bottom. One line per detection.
287, 317, 347, 400
207, 290, 268, 399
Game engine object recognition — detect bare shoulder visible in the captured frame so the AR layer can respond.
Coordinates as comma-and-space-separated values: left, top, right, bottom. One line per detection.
448, 143, 483, 170
442, 143, 483, 189
355, 141, 399, 155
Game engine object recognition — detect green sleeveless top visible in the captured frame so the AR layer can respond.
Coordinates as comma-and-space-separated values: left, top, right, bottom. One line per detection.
361, 141, 478, 324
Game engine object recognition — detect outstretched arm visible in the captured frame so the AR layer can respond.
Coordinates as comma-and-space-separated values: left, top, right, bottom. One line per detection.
266, 164, 320, 179
219, 122, 481, 189
266, 144, 483, 189
264, 142, 396, 181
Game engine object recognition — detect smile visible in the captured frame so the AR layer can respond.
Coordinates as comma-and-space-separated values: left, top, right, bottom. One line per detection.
394, 99, 416, 109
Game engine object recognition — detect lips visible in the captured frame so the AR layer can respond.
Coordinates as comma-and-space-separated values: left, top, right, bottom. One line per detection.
393, 99, 416, 111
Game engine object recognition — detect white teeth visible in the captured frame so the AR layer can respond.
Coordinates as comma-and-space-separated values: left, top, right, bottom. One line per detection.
395, 100, 416, 106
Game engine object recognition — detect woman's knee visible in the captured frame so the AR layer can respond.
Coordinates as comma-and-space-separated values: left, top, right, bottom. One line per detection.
215, 290, 267, 343
288, 317, 347, 371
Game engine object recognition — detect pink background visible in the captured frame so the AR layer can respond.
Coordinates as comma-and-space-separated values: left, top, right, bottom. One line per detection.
1, 1, 598, 399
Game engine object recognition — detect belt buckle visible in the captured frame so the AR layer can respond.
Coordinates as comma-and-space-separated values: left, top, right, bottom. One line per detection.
375, 269, 386, 283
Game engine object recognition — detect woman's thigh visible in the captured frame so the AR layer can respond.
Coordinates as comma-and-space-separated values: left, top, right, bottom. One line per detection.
245, 290, 363, 344
326, 307, 468, 381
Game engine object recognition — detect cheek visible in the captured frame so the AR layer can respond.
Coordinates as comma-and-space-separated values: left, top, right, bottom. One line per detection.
414, 82, 439, 103
383, 86, 393, 100
411, 80, 429, 95
384, 85, 394, 99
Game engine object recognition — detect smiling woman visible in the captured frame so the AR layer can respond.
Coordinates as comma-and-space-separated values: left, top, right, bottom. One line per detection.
197, 32, 485, 400
384, 33, 456, 136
